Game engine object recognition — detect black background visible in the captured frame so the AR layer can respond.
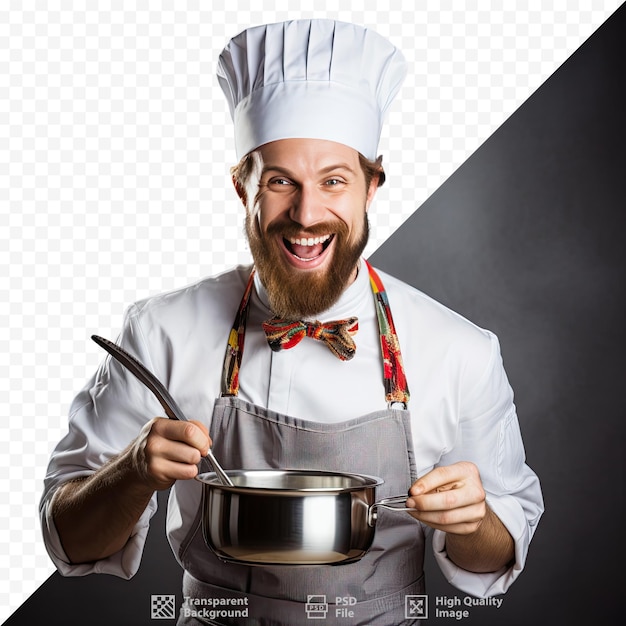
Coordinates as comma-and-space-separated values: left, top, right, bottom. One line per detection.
4, 5, 625, 625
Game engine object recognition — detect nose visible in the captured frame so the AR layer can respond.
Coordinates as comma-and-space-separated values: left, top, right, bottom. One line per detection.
289, 183, 326, 228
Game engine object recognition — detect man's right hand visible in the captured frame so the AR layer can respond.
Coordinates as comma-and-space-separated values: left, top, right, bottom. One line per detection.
52, 416, 211, 564
129, 417, 212, 491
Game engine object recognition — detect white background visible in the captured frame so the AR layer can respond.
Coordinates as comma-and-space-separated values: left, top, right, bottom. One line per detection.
0, 1, 621, 621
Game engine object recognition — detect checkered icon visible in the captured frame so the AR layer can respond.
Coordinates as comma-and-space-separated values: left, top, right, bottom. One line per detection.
151, 595, 176, 620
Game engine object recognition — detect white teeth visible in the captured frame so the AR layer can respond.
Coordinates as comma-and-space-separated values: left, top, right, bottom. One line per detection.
288, 234, 331, 246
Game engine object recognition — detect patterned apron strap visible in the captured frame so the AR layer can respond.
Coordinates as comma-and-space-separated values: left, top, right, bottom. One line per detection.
221, 270, 255, 396
222, 263, 410, 407
364, 259, 411, 408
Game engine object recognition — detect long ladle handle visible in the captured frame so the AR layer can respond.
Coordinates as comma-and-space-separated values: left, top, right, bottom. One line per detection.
91, 335, 233, 486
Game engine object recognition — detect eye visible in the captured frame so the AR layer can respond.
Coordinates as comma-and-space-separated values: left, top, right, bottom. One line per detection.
324, 178, 344, 187
269, 177, 292, 186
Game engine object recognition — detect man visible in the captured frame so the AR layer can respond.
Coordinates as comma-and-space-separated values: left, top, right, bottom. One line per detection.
41, 19, 543, 625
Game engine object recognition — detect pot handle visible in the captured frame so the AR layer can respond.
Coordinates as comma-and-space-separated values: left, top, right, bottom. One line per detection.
368, 495, 417, 527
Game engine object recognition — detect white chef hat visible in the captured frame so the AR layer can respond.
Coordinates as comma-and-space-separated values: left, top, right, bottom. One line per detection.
217, 19, 407, 160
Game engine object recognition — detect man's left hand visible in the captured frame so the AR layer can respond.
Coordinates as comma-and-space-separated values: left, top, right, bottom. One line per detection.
406, 461, 486, 535
407, 461, 515, 572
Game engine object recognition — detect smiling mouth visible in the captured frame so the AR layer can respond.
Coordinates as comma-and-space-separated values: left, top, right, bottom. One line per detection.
283, 234, 334, 261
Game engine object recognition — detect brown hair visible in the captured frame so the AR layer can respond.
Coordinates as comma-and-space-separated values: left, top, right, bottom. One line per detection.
360, 153, 386, 188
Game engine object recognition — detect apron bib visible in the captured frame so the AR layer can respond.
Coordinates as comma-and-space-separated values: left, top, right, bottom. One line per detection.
177, 262, 425, 625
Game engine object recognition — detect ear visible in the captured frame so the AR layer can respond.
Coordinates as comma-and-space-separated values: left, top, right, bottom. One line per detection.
232, 175, 247, 207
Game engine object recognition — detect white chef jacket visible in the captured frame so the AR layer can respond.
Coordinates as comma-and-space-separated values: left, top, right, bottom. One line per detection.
40, 259, 543, 598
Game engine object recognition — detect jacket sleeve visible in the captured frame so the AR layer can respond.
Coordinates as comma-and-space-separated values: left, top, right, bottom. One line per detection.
432, 332, 544, 597
39, 304, 162, 579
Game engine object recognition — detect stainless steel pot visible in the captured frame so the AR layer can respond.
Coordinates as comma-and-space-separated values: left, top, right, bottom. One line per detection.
195, 469, 414, 566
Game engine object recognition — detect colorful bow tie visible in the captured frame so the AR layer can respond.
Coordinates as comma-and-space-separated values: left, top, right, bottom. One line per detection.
262, 316, 359, 361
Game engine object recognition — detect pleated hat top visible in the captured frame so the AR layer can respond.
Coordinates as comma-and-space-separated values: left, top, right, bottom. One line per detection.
217, 19, 407, 160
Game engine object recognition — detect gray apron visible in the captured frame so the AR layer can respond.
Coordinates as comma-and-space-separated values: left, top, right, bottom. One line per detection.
177, 265, 425, 625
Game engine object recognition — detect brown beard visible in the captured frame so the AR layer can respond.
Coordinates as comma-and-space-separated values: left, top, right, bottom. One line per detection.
245, 213, 369, 319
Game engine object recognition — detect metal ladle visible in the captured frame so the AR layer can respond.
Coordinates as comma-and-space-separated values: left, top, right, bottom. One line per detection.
91, 335, 233, 486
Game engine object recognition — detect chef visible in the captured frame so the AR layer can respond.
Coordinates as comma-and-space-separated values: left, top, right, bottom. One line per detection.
40, 19, 543, 626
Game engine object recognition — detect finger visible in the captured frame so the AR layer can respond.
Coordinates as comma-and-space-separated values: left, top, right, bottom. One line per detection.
145, 454, 201, 484
407, 486, 471, 513
409, 480, 485, 514
409, 465, 464, 496
189, 420, 212, 454
410, 461, 479, 496
143, 433, 209, 486
145, 436, 204, 466
189, 419, 210, 437
408, 501, 486, 534
151, 418, 210, 455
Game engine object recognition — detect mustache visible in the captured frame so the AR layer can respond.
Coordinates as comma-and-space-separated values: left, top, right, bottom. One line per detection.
265, 219, 349, 240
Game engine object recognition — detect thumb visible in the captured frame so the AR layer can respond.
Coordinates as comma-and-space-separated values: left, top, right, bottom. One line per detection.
189, 420, 212, 454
